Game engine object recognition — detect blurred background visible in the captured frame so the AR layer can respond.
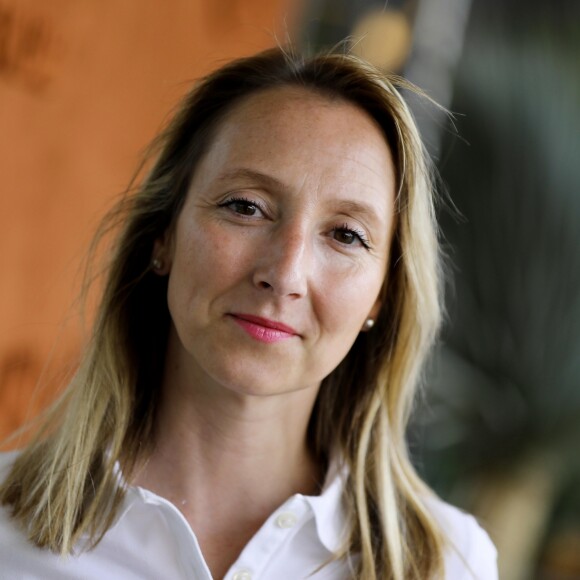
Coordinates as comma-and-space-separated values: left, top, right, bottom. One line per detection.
1, 0, 578, 578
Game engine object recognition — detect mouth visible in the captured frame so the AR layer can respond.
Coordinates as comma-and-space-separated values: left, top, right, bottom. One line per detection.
228, 313, 299, 343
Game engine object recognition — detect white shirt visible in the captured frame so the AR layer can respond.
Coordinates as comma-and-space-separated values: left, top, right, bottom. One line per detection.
0, 452, 497, 579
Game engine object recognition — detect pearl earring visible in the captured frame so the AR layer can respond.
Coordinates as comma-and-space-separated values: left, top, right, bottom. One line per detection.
152, 258, 163, 270
363, 318, 375, 330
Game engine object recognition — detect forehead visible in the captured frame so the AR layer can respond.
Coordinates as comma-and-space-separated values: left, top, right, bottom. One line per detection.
213, 85, 392, 162
191, 86, 396, 219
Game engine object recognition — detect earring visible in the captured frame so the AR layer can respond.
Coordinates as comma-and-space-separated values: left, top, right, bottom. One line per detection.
152, 257, 163, 270
363, 318, 375, 330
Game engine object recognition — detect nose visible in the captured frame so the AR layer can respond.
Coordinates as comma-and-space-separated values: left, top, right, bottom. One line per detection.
252, 223, 310, 298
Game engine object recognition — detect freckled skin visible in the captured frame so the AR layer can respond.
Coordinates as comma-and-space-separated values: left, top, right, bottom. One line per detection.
157, 86, 397, 399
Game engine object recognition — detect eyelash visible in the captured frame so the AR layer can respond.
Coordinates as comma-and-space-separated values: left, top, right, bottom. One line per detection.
218, 197, 371, 250
218, 196, 264, 216
333, 223, 371, 250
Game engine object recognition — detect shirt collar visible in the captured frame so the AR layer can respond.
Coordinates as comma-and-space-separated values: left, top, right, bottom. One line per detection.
302, 460, 349, 554
113, 457, 351, 554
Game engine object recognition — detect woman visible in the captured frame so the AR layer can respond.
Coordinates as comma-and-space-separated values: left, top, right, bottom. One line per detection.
0, 48, 497, 579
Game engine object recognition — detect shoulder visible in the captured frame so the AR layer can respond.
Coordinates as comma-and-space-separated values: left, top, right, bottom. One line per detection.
0, 451, 57, 578
0, 451, 36, 569
425, 496, 498, 580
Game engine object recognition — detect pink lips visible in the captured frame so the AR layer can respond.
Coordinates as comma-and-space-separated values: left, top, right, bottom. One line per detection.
229, 313, 299, 343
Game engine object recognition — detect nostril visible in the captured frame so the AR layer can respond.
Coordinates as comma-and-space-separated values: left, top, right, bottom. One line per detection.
259, 281, 272, 289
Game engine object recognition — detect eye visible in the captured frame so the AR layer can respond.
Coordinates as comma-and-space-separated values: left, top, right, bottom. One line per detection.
332, 223, 371, 250
218, 196, 264, 217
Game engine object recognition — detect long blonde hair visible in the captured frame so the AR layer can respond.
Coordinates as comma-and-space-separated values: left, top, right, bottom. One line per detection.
1, 47, 445, 579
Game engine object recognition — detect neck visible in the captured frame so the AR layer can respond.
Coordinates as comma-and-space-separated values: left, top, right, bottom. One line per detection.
138, 395, 323, 505
131, 349, 325, 523
129, 336, 327, 579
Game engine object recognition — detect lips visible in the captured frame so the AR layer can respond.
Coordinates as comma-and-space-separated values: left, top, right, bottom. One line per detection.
228, 313, 299, 343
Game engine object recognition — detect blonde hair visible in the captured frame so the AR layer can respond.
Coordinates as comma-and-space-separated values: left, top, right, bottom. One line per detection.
1, 47, 445, 579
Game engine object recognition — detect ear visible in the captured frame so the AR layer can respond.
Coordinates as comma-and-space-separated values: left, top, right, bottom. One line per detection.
369, 297, 382, 321
151, 234, 173, 276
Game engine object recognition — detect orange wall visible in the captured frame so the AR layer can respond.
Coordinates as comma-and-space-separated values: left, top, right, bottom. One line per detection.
0, 0, 297, 442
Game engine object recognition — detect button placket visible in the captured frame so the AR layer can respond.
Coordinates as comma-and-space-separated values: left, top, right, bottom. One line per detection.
226, 497, 311, 579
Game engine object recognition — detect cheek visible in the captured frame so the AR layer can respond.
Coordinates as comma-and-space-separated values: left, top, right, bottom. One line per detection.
314, 260, 384, 329
168, 221, 255, 306
308, 276, 383, 383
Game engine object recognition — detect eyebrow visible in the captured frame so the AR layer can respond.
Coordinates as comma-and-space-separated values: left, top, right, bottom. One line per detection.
215, 168, 289, 193
330, 199, 384, 228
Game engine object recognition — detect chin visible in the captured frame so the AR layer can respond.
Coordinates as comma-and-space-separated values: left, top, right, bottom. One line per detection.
206, 357, 316, 400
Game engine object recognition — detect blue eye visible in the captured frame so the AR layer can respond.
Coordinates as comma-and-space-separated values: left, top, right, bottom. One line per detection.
219, 196, 262, 216
333, 223, 370, 249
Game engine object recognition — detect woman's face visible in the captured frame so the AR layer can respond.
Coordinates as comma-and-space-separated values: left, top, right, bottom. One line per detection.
157, 86, 396, 398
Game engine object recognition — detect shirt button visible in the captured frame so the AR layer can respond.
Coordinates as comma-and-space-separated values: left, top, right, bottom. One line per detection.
275, 511, 298, 529
232, 570, 252, 580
